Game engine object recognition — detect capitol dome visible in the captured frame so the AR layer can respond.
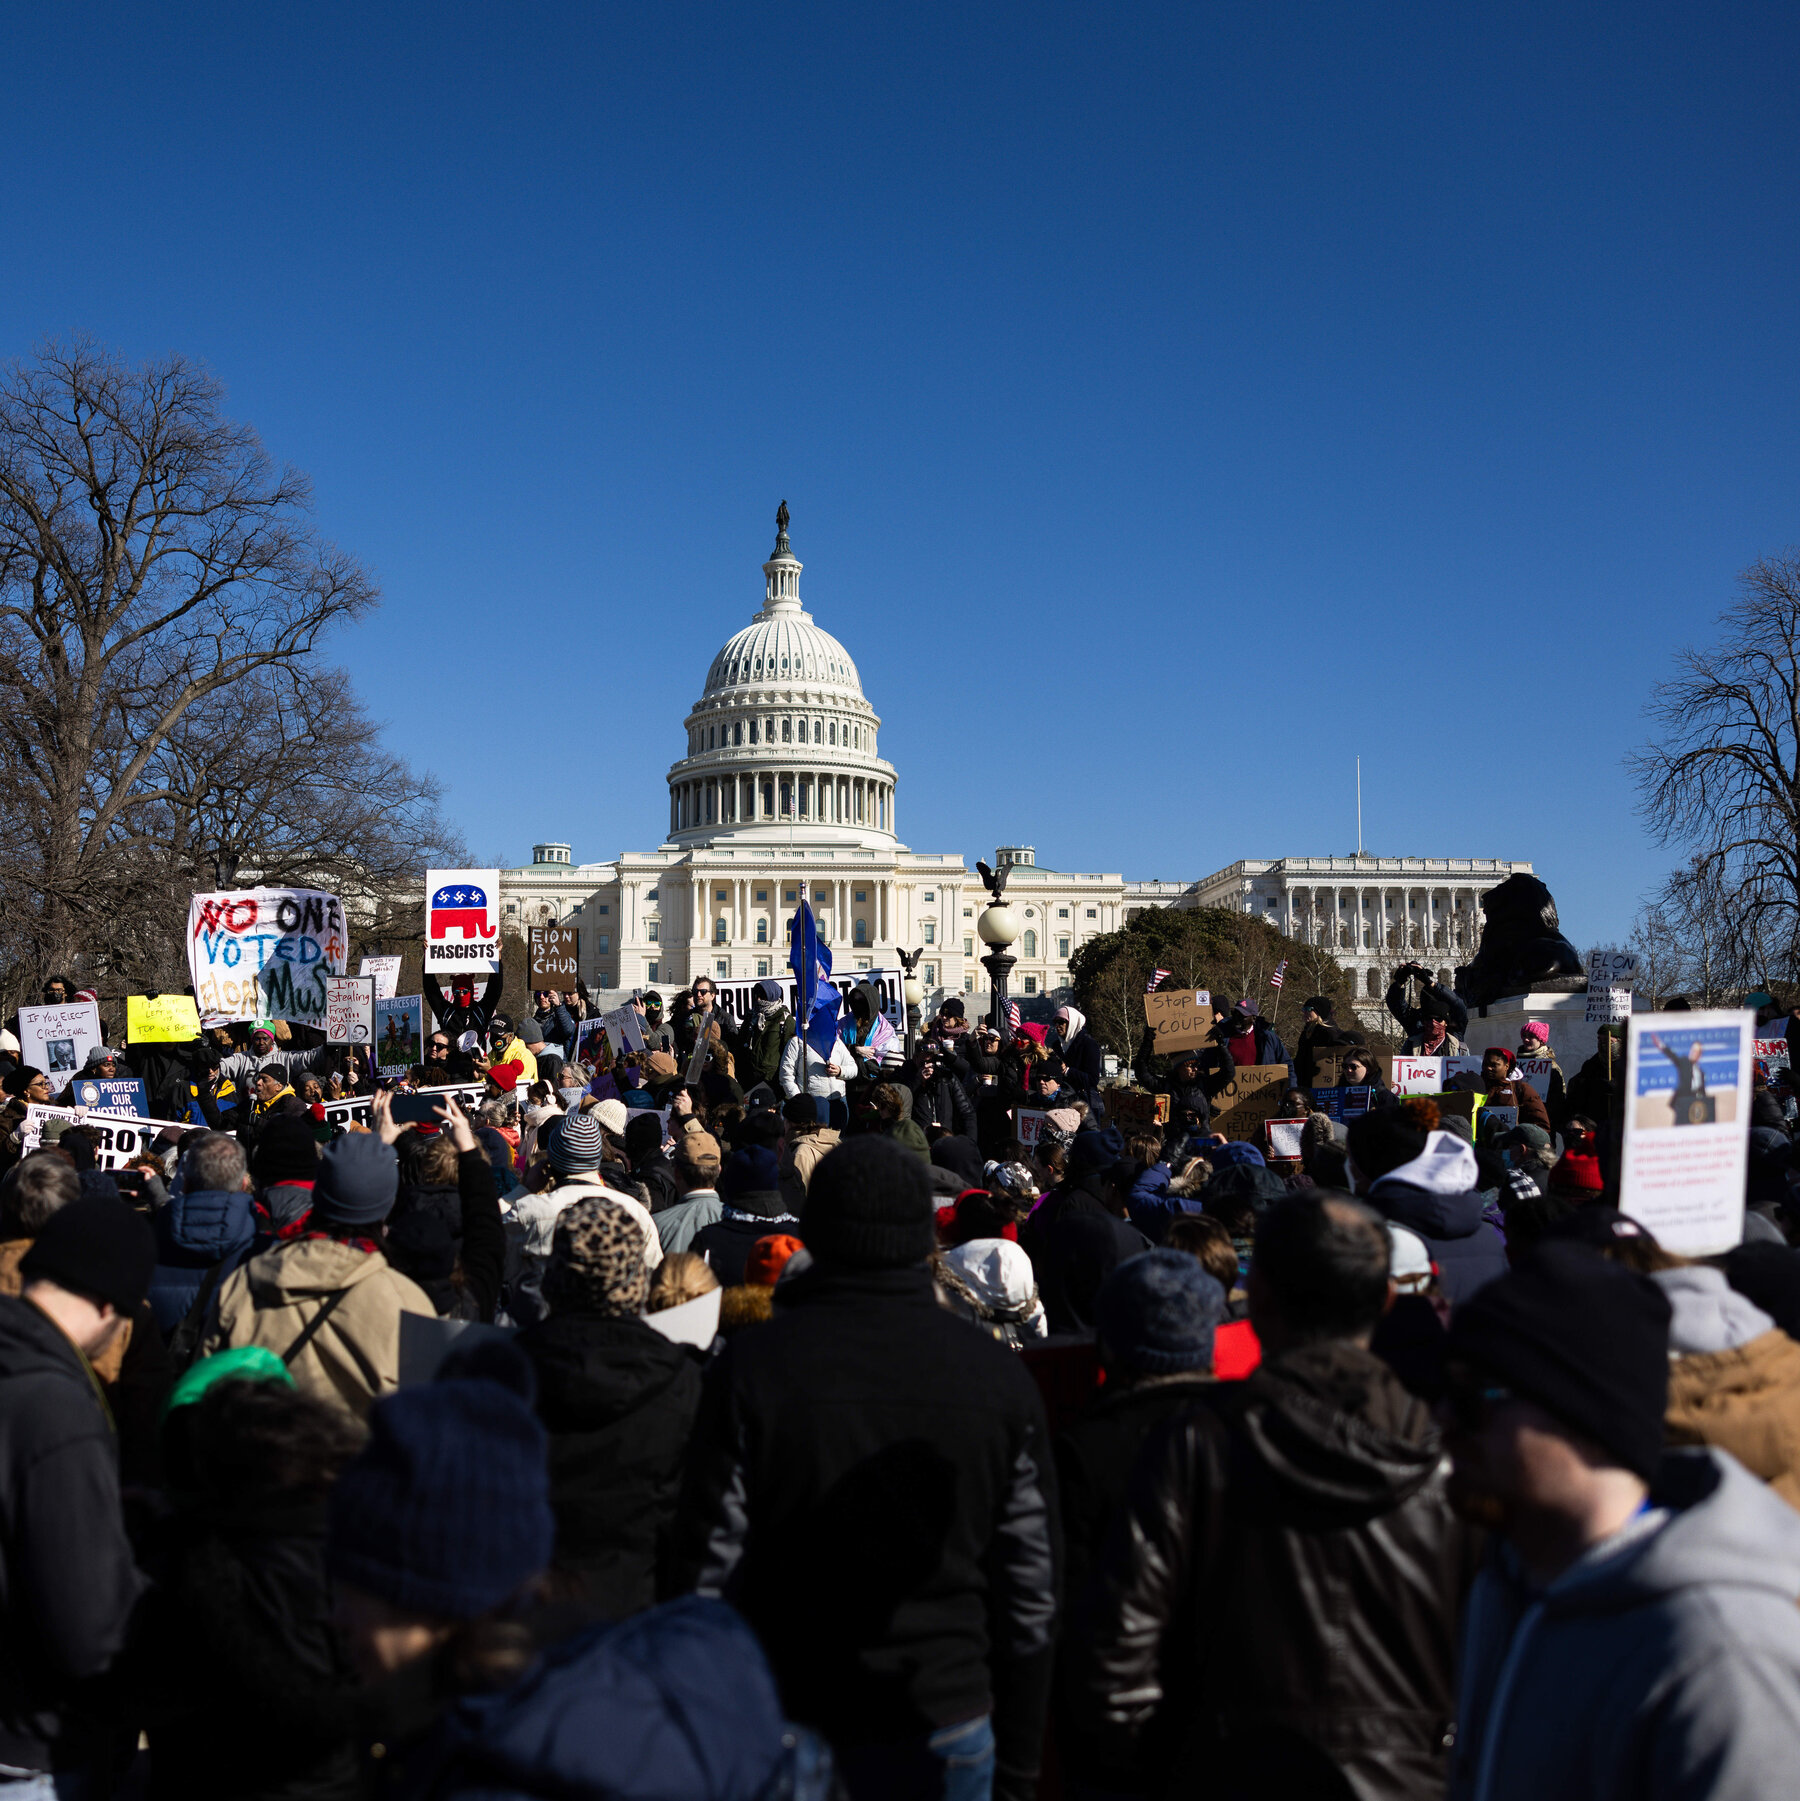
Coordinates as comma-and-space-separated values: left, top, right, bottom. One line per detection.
666, 506, 899, 850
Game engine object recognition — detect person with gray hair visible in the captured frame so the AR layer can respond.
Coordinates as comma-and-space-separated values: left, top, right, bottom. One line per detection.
150, 1131, 258, 1336
1073, 1193, 1477, 1798
0, 1154, 80, 1244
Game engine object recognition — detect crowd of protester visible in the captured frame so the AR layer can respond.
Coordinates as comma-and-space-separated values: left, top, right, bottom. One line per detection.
0, 964, 1796, 1798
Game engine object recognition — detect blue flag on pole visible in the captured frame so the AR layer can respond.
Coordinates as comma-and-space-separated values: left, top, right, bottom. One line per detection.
788, 887, 840, 1059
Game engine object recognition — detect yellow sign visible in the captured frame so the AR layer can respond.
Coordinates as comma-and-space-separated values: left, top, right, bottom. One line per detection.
127, 994, 201, 1043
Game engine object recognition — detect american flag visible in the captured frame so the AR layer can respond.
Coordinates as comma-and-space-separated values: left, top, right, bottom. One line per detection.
1146, 968, 1171, 993
1269, 959, 1289, 990
1007, 1000, 1021, 1029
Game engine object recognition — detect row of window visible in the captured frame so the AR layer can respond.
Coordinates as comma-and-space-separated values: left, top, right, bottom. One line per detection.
690, 716, 869, 754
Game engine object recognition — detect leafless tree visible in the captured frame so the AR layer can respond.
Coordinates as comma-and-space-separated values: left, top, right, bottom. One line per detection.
0, 340, 377, 988
1631, 552, 1800, 986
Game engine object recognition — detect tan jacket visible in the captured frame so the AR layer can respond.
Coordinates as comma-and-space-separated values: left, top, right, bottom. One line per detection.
204, 1237, 435, 1419
1666, 1327, 1800, 1511
780, 1127, 842, 1216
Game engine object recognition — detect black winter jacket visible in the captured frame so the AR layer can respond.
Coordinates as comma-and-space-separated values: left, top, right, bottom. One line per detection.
671, 1263, 1061, 1791
911, 1069, 976, 1139
119, 1493, 359, 1801
1072, 1341, 1478, 1800
1058, 1029, 1103, 1100
1019, 1176, 1153, 1336
0, 1297, 143, 1774
1384, 972, 1470, 1044
635, 1149, 683, 1214
421, 971, 503, 1050
519, 1311, 703, 1620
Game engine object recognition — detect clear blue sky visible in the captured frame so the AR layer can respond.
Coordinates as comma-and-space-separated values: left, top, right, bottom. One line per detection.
6, 4, 1797, 948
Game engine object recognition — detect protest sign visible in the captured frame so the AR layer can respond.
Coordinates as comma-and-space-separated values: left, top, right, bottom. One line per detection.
20, 1104, 190, 1168
1586, 984, 1633, 1024
17, 1001, 101, 1079
187, 887, 349, 1026
577, 1015, 614, 1065
1306, 1045, 1391, 1090
424, 869, 502, 975
1392, 1056, 1444, 1095
319, 1081, 485, 1133
1755, 1037, 1791, 1082
1266, 1117, 1306, 1161
529, 926, 579, 988
708, 968, 906, 1035
1102, 1087, 1166, 1131
324, 975, 375, 1045
1016, 1109, 1047, 1148
1481, 1105, 1519, 1135
127, 994, 201, 1042
375, 996, 423, 1076
359, 955, 403, 1001
1207, 1066, 1289, 1141
1620, 1009, 1754, 1255
1443, 1054, 1483, 1085
1514, 1057, 1555, 1101
1143, 991, 1215, 1056
69, 1076, 149, 1116
1588, 948, 1639, 989
1313, 1085, 1374, 1121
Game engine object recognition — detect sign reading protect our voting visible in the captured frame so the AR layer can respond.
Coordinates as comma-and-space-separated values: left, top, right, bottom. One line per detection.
1621, 1009, 1754, 1256
127, 994, 202, 1043
187, 888, 349, 1027
70, 1076, 149, 1116
1143, 991, 1216, 1055
17, 1001, 101, 1079
424, 870, 502, 975
528, 926, 579, 988
1207, 1065, 1289, 1141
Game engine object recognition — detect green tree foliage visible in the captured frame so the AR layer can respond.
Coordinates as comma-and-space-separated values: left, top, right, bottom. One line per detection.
1069, 905, 1372, 1060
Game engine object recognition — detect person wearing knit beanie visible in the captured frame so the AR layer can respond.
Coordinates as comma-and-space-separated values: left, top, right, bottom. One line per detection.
1447, 1242, 1671, 1483
327, 1377, 556, 1663
548, 1110, 604, 1174
1095, 1249, 1225, 1376
744, 1233, 804, 1286
1069, 1125, 1125, 1175
21, 1196, 156, 1316
312, 1133, 399, 1229
543, 1197, 650, 1318
1546, 1148, 1604, 1199
800, 1135, 935, 1269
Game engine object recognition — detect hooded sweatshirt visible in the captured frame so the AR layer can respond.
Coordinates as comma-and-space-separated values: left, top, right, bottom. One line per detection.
1367, 1130, 1508, 1305
935, 1238, 1048, 1347
1058, 1005, 1103, 1097
1452, 1448, 1800, 1801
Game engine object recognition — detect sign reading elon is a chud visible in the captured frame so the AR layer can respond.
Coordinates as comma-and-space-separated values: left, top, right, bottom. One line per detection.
187, 887, 349, 1027
424, 869, 502, 976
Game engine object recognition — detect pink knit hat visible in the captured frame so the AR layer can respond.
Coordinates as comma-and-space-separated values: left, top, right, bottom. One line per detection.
1521, 1020, 1550, 1046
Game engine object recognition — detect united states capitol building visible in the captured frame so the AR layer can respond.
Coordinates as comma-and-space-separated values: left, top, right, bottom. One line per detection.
500, 508, 1531, 1017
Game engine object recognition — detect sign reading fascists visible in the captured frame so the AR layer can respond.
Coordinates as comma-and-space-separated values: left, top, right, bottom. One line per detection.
424, 870, 502, 975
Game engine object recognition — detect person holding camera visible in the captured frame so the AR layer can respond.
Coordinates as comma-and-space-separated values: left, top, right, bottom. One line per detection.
1385, 962, 1470, 1055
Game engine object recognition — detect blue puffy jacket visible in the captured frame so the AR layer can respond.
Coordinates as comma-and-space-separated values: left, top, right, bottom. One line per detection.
148, 1188, 257, 1335
404, 1595, 832, 1800
1125, 1162, 1201, 1244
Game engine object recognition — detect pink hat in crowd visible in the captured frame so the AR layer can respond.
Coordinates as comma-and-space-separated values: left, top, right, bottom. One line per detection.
1522, 1020, 1550, 1045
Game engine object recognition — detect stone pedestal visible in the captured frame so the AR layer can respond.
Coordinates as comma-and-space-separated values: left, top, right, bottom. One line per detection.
1459, 989, 1647, 1078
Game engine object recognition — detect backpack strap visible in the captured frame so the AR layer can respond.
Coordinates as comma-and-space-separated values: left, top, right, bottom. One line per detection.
282, 1285, 350, 1367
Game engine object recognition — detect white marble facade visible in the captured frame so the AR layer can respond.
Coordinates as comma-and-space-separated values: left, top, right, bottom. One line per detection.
499, 514, 1532, 1022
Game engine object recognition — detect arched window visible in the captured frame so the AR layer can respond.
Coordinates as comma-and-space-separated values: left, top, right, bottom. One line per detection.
1022, 929, 1038, 958
716, 918, 728, 944
756, 919, 768, 944
855, 918, 868, 945
829, 721, 837, 744
813, 719, 822, 742
782, 718, 792, 742
733, 722, 743, 746
749, 719, 759, 744
1367, 967, 1382, 997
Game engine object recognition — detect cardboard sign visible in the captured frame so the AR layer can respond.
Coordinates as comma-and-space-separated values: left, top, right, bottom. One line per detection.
359, 955, 403, 1001
1016, 1108, 1047, 1147
1208, 1065, 1290, 1142
424, 869, 502, 975
19, 1104, 190, 1168
187, 887, 349, 1026
17, 1001, 101, 1079
1621, 1010, 1754, 1255
127, 994, 202, 1043
376, 996, 424, 1077
1266, 1117, 1306, 1161
1143, 991, 1216, 1055
1103, 1087, 1167, 1130
529, 926, 579, 988
324, 975, 375, 1045
69, 1076, 149, 1116
1306, 1045, 1391, 1090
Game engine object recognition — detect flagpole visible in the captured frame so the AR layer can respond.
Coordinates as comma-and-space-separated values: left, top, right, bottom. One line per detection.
1357, 757, 1363, 856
